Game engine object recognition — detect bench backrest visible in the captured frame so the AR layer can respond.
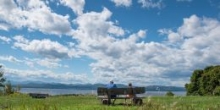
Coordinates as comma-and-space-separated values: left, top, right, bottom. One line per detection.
97, 87, 145, 96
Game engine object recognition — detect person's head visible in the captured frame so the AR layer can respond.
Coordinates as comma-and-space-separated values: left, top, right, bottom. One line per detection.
110, 80, 114, 84
128, 83, 132, 87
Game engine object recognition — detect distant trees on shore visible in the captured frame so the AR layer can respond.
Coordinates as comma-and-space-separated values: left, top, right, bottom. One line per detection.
0, 65, 6, 88
185, 65, 220, 96
0, 65, 17, 95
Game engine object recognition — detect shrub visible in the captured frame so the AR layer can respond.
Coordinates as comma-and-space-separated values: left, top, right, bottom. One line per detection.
4, 81, 14, 95
213, 86, 220, 96
166, 91, 174, 96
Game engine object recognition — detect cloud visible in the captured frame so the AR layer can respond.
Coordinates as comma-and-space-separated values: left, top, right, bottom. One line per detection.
36, 58, 62, 68
23, 57, 66, 68
0, 0, 73, 35
158, 29, 182, 43
0, 23, 10, 31
4, 67, 89, 84
72, 7, 125, 52
0, 36, 11, 44
0, 54, 68, 69
0, 56, 21, 63
13, 35, 76, 59
159, 15, 220, 68
59, 0, 85, 15
111, 0, 132, 7
1, 0, 220, 87
70, 6, 189, 86
138, 0, 164, 9
73, 9, 220, 86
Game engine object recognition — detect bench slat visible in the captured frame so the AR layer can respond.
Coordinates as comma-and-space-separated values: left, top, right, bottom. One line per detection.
97, 87, 145, 95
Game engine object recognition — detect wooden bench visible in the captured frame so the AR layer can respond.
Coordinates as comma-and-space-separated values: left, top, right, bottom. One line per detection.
97, 87, 145, 105
29, 93, 49, 98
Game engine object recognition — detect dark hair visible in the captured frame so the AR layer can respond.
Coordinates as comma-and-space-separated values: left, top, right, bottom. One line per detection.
128, 83, 132, 86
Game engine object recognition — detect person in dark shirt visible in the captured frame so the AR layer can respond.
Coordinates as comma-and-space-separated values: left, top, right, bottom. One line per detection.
127, 83, 136, 98
126, 83, 138, 105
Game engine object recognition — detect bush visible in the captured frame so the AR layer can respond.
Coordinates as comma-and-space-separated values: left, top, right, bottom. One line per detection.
0, 89, 4, 95
213, 86, 220, 96
4, 81, 14, 95
166, 91, 174, 96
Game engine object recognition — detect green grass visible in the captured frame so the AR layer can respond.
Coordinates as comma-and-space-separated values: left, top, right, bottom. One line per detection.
145, 96, 220, 110
0, 93, 220, 110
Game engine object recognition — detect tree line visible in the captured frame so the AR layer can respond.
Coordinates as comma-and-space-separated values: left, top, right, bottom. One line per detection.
0, 65, 17, 95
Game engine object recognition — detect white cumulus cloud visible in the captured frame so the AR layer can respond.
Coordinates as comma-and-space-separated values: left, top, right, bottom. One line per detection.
13, 36, 76, 59
0, 0, 73, 35
59, 0, 85, 15
0, 36, 11, 44
0, 56, 21, 63
73, 13, 220, 86
111, 0, 132, 7
138, 0, 164, 9
4, 67, 89, 84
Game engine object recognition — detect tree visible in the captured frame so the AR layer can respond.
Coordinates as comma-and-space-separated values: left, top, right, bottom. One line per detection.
185, 69, 203, 95
0, 65, 6, 87
185, 65, 220, 96
0, 65, 6, 95
0, 65, 16, 95
4, 81, 14, 95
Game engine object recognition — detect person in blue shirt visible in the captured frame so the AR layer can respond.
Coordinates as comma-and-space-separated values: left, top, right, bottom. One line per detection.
106, 80, 117, 98
106, 80, 117, 89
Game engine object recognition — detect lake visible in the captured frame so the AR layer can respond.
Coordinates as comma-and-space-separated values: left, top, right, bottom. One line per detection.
20, 88, 186, 96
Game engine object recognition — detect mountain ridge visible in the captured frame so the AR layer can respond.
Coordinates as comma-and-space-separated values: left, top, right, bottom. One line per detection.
12, 82, 185, 91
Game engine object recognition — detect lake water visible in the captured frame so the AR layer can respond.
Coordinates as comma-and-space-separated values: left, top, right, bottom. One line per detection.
20, 88, 186, 96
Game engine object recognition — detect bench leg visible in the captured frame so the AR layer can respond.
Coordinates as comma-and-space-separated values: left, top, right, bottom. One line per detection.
124, 99, 127, 105
108, 97, 111, 105
112, 99, 116, 105
132, 98, 143, 105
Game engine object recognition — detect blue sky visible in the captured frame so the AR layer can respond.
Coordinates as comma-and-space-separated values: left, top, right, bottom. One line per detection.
0, 0, 220, 86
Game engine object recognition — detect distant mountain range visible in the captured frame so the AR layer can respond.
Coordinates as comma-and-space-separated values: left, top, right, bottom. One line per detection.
12, 82, 185, 91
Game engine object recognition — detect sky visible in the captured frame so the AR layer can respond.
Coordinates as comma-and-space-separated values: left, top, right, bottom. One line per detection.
0, 0, 220, 87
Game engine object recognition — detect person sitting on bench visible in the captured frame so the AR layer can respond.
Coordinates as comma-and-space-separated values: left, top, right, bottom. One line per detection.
126, 83, 137, 104
126, 83, 143, 105
127, 83, 136, 97
102, 80, 117, 104
106, 80, 117, 98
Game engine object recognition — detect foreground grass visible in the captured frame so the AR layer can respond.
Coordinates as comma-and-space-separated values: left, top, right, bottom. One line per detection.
0, 93, 220, 110
146, 96, 220, 110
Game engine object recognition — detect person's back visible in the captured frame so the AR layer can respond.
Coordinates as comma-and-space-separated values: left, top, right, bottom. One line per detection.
106, 81, 117, 98
107, 82, 117, 89
127, 83, 136, 98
